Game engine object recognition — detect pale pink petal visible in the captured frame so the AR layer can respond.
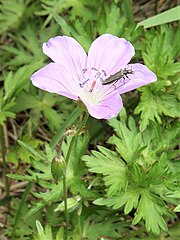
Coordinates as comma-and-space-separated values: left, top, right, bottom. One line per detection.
115, 63, 157, 95
85, 94, 123, 119
87, 34, 135, 76
30, 63, 80, 100
43, 36, 87, 77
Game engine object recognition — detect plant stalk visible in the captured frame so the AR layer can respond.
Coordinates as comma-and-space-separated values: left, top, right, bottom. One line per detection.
62, 111, 89, 240
50, 107, 83, 149
0, 125, 9, 197
63, 173, 68, 240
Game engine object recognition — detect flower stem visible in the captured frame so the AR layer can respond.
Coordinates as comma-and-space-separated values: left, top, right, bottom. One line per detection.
62, 111, 89, 240
63, 173, 68, 240
50, 107, 83, 149
0, 124, 9, 197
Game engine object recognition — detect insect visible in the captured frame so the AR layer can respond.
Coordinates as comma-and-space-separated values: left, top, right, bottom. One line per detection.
102, 68, 134, 85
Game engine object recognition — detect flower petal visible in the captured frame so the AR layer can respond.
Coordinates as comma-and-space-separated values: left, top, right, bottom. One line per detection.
87, 34, 135, 75
114, 63, 157, 95
43, 36, 87, 77
86, 94, 123, 119
30, 63, 80, 100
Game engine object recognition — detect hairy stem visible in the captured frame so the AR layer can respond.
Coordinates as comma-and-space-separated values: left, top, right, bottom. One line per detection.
63, 111, 89, 240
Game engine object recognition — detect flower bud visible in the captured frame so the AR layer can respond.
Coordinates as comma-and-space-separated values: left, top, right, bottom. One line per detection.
51, 156, 66, 184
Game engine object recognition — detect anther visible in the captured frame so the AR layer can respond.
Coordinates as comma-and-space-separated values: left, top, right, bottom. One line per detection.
91, 67, 98, 71
102, 70, 107, 76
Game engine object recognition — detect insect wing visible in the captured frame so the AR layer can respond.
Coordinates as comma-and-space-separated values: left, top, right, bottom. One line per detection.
102, 70, 124, 85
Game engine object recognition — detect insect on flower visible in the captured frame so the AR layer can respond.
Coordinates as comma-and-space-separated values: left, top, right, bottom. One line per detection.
102, 67, 134, 85
30, 34, 157, 119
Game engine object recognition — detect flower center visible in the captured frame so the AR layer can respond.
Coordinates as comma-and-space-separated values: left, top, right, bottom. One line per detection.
79, 67, 106, 93
78, 67, 107, 105
77, 65, 134, 106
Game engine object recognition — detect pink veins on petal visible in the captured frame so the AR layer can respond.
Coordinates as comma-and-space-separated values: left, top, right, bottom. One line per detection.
30, 34, 157, 119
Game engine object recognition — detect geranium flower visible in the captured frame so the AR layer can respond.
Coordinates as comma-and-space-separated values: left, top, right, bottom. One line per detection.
30, 34, 157, 119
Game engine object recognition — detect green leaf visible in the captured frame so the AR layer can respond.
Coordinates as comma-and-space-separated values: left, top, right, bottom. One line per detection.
4, 64, 43, 101
10, 91, 40, 112
95, 189, 174, 235
18, 140, 46, 161
37, 0, 98, 27
108, 115, 144, 162
70, 208, 126, 239
55, 196, 81, 212
66, 132, 89, 178
82, 146, 128, 196
0, 91, 16, 125
94, 188, 140, 214
36, 220, 44, 235
135, 90, 180, 131
174, 205, 180, 212
133, 190, 173, 235
11, 182, 33, 239
7, 174, 35, 181
35, 221, 53, 240
0, 21, 58, 67
43, 107, 64, 132
0, 0, 37, 34
49, 107, 83, 149
142, 26, 180, 79
53, 14, 92, 52
137, 6, 180, 28
8, 135, 42, 165
105, 3, 123, 35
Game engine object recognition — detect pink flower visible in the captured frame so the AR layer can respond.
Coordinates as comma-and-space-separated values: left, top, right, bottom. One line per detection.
30, 34, 157, 119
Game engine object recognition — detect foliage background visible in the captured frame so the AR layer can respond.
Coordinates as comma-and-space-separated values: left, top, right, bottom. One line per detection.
0, 0, 179, 239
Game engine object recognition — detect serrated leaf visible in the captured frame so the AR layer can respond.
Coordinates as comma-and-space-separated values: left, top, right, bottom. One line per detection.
18, 140, 46, 161
0, 0, 33, 34
82, 146, 127, 196
55, 196, 81, 212
133, 190, 173, 235
7, 174, 35, 181
35, 221, 53, 240
135, 90, 180, 131
94, 188, 140, 214
4, 64, 43, 101
0, 97, 16, 125
105, 3, 123, 35
108, 115, 144, 162
142, 26, 180, 79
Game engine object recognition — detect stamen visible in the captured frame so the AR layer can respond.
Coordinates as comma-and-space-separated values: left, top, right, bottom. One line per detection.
79, 79, 90, 88
89, 80, 96, 92
82, 68, 87, 74
102, 70, 107, 76
91, 67, 98, 71
95, 72, 101, 78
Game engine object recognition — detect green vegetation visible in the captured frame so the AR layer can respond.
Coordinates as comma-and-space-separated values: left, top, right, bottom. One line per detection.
0, 0, 179, 239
